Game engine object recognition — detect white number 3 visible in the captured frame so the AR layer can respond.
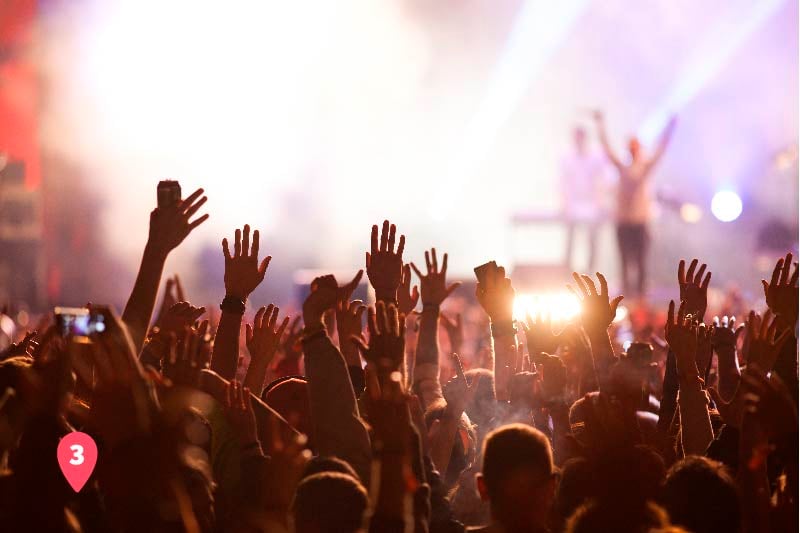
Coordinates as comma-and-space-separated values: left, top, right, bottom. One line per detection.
69, 444, 85, 466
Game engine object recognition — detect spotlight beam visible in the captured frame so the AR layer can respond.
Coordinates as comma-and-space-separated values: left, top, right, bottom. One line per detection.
431, 0, 591, 219
639, 0, 788, 143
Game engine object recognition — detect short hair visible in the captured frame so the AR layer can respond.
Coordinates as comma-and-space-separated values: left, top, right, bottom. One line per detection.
661, 456, 740, 533
291, 472, 367, 533
481, 424, 554, 500
566, 500, 677, 533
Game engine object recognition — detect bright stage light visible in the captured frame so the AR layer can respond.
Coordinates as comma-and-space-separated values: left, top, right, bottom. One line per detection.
513, 291, 581, 324
710, 190, 742, 222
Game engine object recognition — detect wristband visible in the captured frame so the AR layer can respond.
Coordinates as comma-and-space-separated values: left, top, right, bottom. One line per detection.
220, 295, 246, 315
490, 320, 517, 338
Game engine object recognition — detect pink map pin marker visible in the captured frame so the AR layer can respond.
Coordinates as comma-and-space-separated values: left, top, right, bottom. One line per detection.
57, 431, 98, 492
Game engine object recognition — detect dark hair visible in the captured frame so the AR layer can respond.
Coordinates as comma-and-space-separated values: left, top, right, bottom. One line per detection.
566, 500, 675, 533
661, 456, 740, 533
481, 424, 554, 500
301, 455, 359, 481
291, 472, 367, 533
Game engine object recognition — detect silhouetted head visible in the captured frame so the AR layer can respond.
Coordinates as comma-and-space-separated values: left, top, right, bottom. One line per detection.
476, 424, 557, 531
661, 456, 740, 533
291, 472, 367, 533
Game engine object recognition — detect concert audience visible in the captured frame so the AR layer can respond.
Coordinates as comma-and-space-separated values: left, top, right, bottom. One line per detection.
0, 187, 796, 532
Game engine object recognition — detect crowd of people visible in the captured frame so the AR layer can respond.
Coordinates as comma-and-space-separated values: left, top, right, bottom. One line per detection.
0, 186, 796, 533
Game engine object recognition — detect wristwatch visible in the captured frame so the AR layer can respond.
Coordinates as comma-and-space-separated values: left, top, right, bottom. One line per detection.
220, 295, 246, 315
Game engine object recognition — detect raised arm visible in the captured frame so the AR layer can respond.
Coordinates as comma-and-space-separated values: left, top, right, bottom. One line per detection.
365, 369, 417, 532
304, 273, 372, 484
666, 300, 713, 456
475, 264, 517, 401
568, 272, 623, 391
243, 304, 290, 396
210, 224, 271, 380
644, 115, 677, 172
592, 111, 624, 170
410, 248, 461, 408
122, 187, 208, 352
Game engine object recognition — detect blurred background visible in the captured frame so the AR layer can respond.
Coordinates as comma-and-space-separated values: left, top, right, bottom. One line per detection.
0, 0, 797, 317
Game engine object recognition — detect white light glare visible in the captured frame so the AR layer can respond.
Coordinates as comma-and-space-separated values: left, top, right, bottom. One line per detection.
513, 292, 581, 323
710, 190, 743, 222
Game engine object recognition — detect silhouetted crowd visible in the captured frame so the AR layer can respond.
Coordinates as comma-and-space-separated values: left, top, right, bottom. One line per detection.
0, 187, 796, 533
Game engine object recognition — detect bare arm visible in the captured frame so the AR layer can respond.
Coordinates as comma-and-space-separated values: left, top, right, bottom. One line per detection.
667, 300, 713, 455
569, 272, 623, 392
644, 115, 677, 173
211, 224, 271, 380
306, 274, 373, 484
122, 187, 208, 352
593, 112, 624, 170
410, 248, 460, 408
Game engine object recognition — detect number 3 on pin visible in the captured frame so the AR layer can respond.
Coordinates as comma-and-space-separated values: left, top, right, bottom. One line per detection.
57, 432, 97, 492
69, 444, 85, 466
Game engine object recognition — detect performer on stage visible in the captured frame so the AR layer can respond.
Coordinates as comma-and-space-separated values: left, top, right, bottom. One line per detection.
593, 111, 677, 297
560, 126, 609, 272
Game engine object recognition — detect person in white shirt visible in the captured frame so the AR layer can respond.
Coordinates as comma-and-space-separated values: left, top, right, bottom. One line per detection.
560, 126, 609, 272
593, 111, 677, 297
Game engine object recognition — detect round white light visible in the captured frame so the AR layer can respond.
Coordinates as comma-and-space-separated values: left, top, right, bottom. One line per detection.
710, 191, 742, 222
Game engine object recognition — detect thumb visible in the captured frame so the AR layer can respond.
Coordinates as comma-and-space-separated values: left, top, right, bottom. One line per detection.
761, 279, 769, 298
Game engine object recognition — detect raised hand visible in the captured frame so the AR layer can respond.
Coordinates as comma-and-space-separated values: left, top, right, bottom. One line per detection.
711, 315, 744, 352
539, 352, 568, 405
742, 310, 791, 373
442, 353, 477, 418
475, 264, 515, 323
336, 299, 367, 366
410, 248, 461, 307
396, 264, 420, 315
366, 220, 405, 302
665, 300, 698, 378
244, 305, 290, 393
761, 253, 799, 327
162, 321, 212, 387
153, 275, 185, 327
522, 311, 561, 356
678, 259, 711, 321
148, 187, 209, 257
303, 271, 362, 330
223, 380, 259, 446
157, 301, 206, 338
222, 224, 271, 301
568, 272, 623, 335
440, 312, 463, 356
352, 301, 406, 378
